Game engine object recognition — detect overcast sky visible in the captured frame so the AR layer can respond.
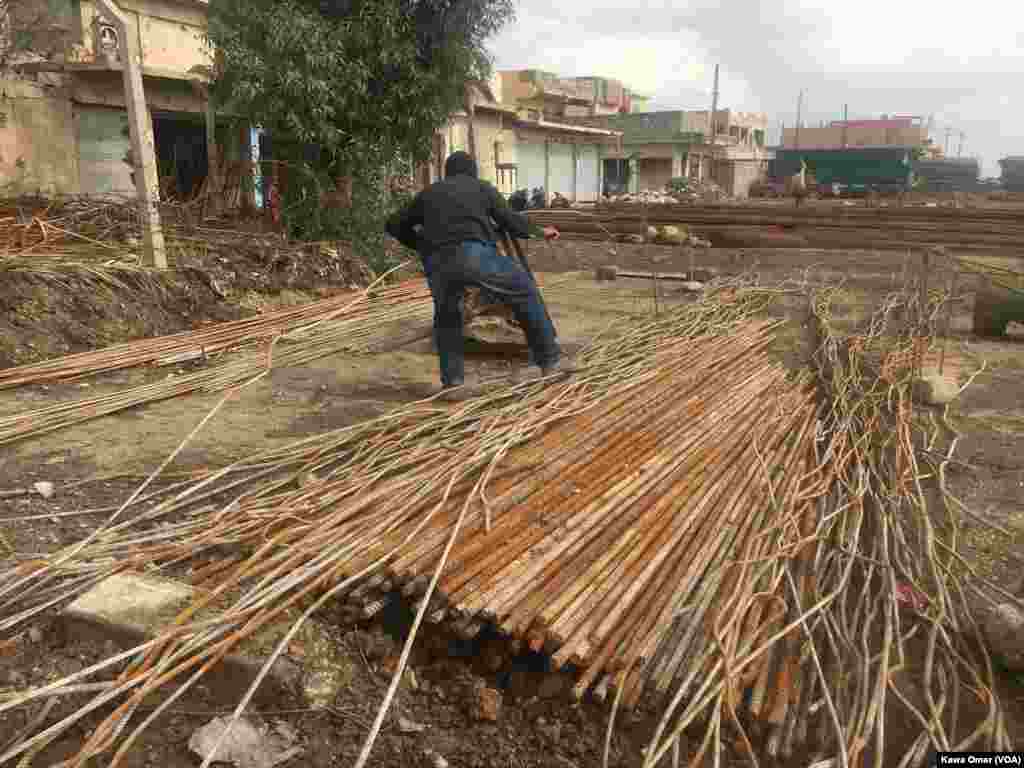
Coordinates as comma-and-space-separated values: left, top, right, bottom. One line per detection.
488, 0, 1021, 176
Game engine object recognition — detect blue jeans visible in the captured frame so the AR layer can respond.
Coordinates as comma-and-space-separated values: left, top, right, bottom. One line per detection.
423, 240, 560, 386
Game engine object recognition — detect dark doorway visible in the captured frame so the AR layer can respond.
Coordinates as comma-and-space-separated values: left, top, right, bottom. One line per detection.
152, 115, 209, 201
602, 158, 631, 196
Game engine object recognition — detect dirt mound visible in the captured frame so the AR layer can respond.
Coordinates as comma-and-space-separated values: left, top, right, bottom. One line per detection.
0, 248, 375, 370
0, 197, 379, 369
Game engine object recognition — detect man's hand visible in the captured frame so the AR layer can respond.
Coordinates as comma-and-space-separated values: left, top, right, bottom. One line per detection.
542, 226, 560, 241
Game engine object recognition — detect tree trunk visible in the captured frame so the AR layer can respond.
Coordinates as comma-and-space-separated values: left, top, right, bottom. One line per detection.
464, 83, 478, 166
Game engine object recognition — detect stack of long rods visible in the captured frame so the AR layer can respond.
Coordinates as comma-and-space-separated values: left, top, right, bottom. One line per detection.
0, 284, 790, 766
0, 282, 431, 389
0, 274, 598, 448
640, 284, 1010, 768
526, 206, 1024, 251
0, 278, 1010, 768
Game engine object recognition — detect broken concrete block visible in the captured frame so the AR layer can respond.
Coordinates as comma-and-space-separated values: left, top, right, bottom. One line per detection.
680, 281, 705, 293
60, 572, 299, 706
985, 603, 1024, 672
63, 572, 193, 640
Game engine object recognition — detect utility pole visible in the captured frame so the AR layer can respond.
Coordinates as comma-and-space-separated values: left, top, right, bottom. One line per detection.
944, 126, 952, 157
707, 64, 720, 144
794, 90, 804, 150
94, 0, 166, 268
958, 131, 965, 158
842, 103, 848, 149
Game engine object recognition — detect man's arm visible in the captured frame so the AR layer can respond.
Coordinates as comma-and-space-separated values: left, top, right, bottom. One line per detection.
486, 183, 559, 241
385, 193, 424, 251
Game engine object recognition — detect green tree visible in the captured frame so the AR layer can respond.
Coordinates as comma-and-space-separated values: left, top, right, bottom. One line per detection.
207, 0, 514, 265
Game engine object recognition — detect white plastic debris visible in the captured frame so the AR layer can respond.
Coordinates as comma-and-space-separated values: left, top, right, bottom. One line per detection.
33, 481, 56, 500
188, 717, 302, 768
398, 716, 427, 733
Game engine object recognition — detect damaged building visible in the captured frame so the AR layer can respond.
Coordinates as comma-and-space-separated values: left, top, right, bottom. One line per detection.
420, 73, 624, 204
1, 0, 254, 202
568, 108, 771, 198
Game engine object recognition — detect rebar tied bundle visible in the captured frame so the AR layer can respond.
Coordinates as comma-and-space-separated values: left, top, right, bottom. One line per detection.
0, 280, 1011, 768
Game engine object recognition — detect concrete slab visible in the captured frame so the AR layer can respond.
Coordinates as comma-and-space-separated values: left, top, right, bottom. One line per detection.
64, 572, 193, 639
61, 571, 303, 706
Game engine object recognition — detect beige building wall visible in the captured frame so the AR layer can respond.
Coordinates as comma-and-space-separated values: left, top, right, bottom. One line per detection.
0, 78, 79, 195
782, 124, 927, 149
77, 0, 212, 75
638, 158, 673, 192
728, 159, 765, 199
498, 71, 538, 107
445, 111, 516, 188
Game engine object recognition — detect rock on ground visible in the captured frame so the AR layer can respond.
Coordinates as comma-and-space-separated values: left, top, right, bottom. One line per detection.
984, 603, 1024, 672
913, 370, 960, 406
188, 717, 302, 768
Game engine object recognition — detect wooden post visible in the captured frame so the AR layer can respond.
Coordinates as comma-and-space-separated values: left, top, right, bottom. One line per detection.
94, 0, 166, 269
544, 138, 550, 206
919, 250, 930, 325
938, 271, 958, 376
204, 95, 220, 218
571, 142, 578, 202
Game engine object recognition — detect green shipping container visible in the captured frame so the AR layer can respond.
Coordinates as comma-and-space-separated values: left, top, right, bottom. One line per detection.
770, 148, 913, 190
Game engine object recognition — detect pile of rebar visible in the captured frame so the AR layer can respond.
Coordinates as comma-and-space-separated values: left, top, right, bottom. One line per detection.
0, 278, 1012, 768
0, 272, 640, 447
528, 204, 1024, 251
0, 282, 430, 390
0, 276, 436, 446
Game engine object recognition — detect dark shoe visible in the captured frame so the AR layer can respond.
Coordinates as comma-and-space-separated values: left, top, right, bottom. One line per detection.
439, 381, 493, 402
439, 388, 472, 403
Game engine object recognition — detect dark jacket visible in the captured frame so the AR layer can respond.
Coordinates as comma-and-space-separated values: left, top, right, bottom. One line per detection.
386, 152, 537, 255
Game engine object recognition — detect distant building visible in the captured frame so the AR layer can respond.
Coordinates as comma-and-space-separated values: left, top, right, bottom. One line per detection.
777, 114, 983, 192
568, 109, 771, 198
417, 74, 623, 204
999, 157, 1024, 192
498, 70, 647, 119
782, 115, 929, 150
914, 158, 980, 192
0, 0, 254, 200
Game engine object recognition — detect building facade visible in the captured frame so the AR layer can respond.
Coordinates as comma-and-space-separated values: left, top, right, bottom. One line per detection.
421, 74, 623, 204
498, 70, 647, 120
1000, 157, 1024, 192
2, 0, 253, 200
781, 116, 928, 150
569, 108, 771, 198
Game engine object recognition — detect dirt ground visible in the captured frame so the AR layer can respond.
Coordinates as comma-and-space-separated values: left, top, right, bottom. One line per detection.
0, 233, 373, 369
1, 240, 1023, 766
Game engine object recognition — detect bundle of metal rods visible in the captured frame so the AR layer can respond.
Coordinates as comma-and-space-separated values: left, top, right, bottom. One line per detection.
0, 277, 435, 446
526, 205, 1024, 251
0, 283, 793, 767
0, 278, 1010, 768
0, 273, 603, 447
0, 281, 431, 390
639, 284, 1012, 768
